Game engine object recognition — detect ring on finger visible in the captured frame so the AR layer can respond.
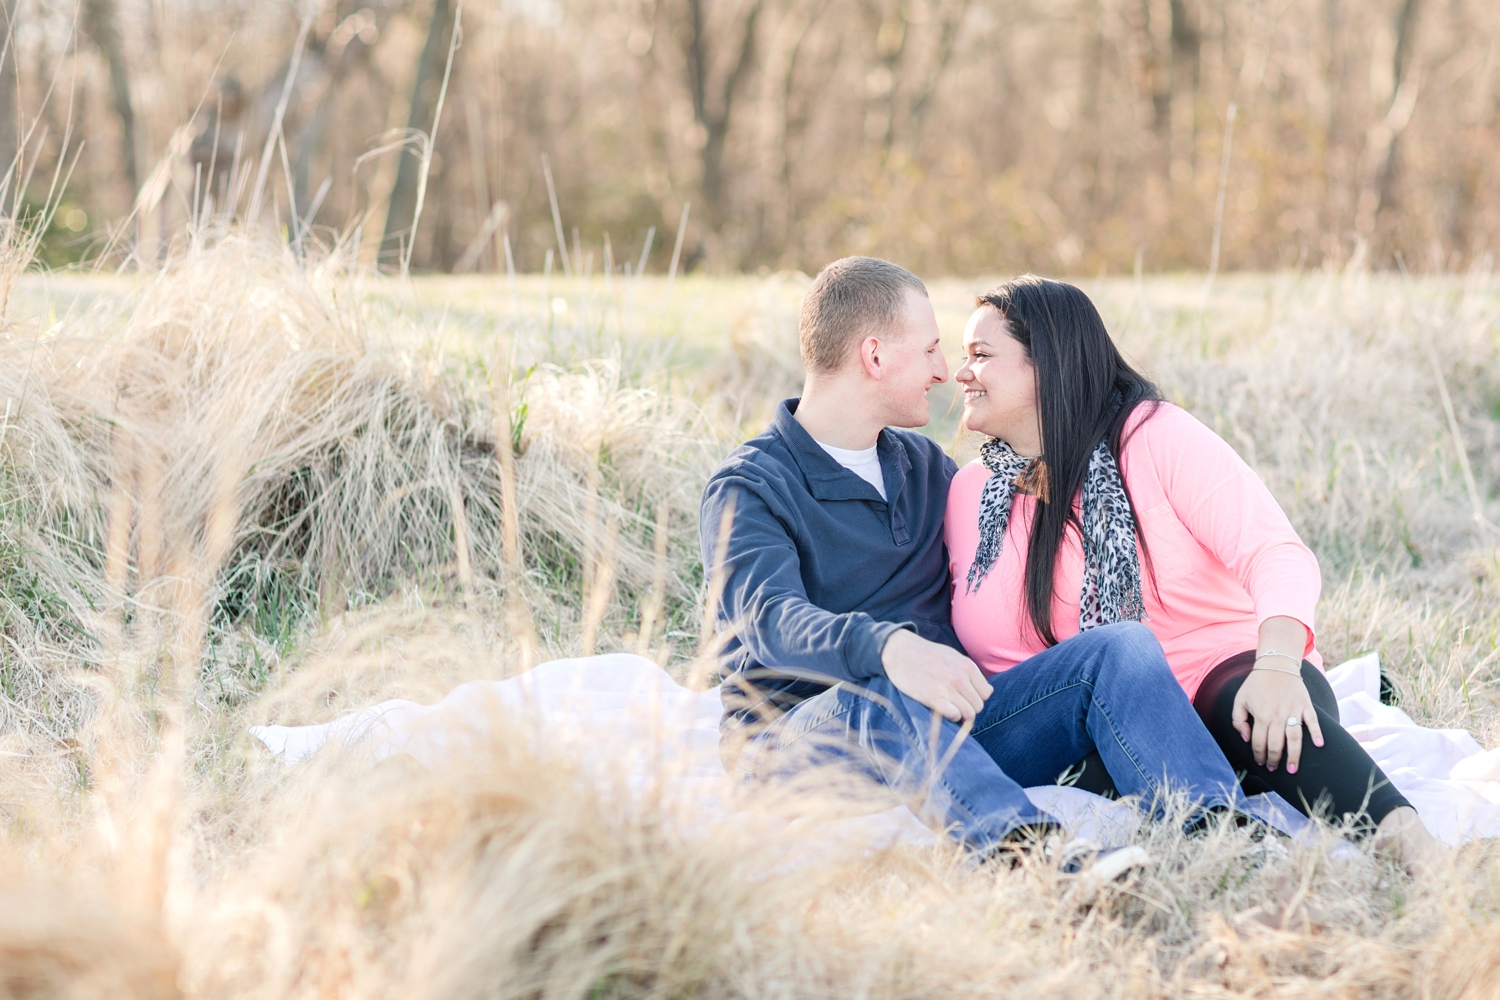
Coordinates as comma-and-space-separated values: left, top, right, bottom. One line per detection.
1286, 715, 1301, 728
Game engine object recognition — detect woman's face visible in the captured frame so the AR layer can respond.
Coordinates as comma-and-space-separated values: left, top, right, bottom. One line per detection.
954, 306, 1042, 456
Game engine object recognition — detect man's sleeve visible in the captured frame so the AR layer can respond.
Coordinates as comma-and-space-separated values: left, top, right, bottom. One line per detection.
700, 473, 903, 684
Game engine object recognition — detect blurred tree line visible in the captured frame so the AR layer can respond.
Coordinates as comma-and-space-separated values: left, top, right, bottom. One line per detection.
3, 0, 1497, 274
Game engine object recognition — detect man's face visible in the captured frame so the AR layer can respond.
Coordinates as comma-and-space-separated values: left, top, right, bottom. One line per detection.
873, 288, 949, 428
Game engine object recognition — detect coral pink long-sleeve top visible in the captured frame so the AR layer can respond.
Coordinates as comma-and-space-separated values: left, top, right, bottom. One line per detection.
945, 402, 1321, 701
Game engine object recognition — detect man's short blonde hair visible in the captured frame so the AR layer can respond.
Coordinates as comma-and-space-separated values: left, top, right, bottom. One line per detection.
799, 257, 928, 374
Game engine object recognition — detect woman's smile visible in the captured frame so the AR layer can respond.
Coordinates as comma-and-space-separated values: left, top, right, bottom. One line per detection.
954, 305, 1041, 454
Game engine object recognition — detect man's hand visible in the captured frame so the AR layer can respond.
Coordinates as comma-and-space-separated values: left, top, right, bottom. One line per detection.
881, 629, 993, 722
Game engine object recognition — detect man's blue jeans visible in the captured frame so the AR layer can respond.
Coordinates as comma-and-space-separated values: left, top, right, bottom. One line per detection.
734, 622, 1244, 851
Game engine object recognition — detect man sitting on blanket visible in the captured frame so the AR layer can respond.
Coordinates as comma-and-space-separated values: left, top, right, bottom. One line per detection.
699, 256, 1245, 862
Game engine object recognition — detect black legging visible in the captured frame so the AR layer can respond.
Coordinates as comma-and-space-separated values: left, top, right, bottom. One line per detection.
1060, 650, 1412, 838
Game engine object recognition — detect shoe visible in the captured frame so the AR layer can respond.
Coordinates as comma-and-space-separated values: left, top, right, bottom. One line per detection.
978, 821, 1064, 868
1082, 844, 1152, 882
1184, 806, 1275, 840
1245, 833, 1291, 869
1054, 837, 1152, 893
979, 829, 1151, 889
1054, 837, 1152, 873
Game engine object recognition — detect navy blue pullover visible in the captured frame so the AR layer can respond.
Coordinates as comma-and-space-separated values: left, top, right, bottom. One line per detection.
700, 398, 962, 724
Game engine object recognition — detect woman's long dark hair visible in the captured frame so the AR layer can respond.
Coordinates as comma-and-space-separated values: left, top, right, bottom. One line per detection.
978, 275, 1161, 647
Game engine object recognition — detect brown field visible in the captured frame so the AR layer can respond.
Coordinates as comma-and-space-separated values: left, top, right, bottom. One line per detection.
3, 235, 1500, 998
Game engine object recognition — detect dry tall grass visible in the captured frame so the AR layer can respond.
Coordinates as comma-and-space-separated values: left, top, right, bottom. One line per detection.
2, 236, 1500, 998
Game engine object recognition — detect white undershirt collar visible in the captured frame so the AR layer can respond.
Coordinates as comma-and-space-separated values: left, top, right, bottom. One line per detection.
814, 439, 887, 500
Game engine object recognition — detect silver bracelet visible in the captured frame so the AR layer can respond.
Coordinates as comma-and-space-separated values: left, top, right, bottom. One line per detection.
1251, 665, 1302, 678
1255, 649, 1301, 666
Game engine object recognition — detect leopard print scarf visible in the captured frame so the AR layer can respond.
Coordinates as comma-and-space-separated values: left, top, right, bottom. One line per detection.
964, 438, 1145, 631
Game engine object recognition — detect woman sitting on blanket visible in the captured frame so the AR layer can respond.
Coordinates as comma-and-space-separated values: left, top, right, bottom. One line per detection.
943, 274, 1441, 873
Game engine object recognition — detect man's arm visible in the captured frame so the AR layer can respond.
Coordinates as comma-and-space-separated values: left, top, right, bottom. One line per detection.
702, 474, 991, 720
701, 474, 898, 683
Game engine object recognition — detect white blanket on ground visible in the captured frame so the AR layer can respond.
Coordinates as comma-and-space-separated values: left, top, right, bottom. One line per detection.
249, 652, 1500, 847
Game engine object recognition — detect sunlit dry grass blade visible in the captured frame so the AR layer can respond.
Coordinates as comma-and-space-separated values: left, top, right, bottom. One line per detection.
634, 500, 671, 659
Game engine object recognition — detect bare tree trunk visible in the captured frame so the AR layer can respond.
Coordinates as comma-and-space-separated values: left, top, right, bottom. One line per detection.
1079, 0, 1105, 209
1321, 0, 1351, 234
1168, 0, 1200, 179
682, 0, 762, 233
0, 0, 16, 216
851, 0, 967, 164
1446, 4, 1497, 259
382, 0, 454, 268
81, 0, 138, 198
287, 47, 335, 223
757, 0, 826, 260
898, 0, 970, 151
1374, 0, 1423, 223
1169, 1, 1200, 96
1141, 0, 1171, 174
765, 0, 844, 266
863, 1, 906, 155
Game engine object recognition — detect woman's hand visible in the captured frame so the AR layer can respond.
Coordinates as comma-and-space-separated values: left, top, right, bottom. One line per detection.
1234, 616, 1323, 773
1232, 668, 1325, 773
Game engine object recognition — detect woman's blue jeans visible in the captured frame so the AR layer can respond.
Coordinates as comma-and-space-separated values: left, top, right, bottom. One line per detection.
735, 622, 1244, 851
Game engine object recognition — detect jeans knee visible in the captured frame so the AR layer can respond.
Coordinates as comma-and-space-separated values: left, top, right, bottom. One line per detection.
836, 676, 916, 726
1088, 622, 1173, 681
855, 675, 899, 699
842, 676, 899, 712
1098, 619, 1153, 646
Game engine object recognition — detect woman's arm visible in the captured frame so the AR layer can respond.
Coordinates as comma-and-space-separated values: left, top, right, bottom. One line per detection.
1155, 418, 1321, 649
1233, 616, 1325, 773
1139, 407, 1324, 770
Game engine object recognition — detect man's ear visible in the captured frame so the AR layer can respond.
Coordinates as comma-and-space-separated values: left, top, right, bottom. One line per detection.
858, 334, 884, 380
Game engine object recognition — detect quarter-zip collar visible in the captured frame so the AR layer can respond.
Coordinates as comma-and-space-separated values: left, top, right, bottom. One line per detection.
773, 398, 914, 543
